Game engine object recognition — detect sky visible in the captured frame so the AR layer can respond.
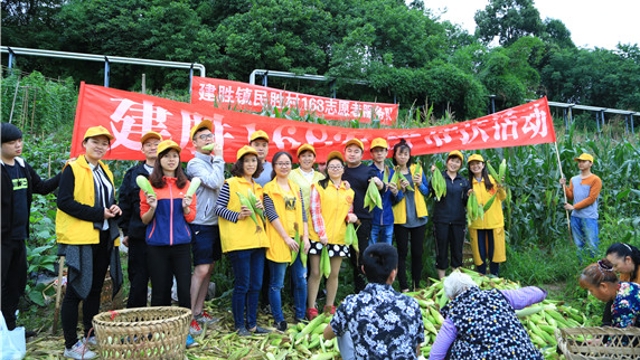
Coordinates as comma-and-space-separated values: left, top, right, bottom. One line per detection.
425, 0, 639, 50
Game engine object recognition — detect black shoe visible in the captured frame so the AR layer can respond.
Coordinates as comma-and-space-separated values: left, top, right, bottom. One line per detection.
236, 328, 251, 337
261, 304, 272, 315
293, 318, 308, 325
275, 321, 287, 332
250, 326, 270, 334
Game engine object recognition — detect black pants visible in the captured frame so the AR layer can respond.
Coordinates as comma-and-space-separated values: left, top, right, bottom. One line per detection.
434, 222, 465, 270
1, 240, 27, 330
126, 237, 149, 308
349, 219, 372, 294
147, 244, 191, 308
395, 224, 426, 290
61, 231, 110, 349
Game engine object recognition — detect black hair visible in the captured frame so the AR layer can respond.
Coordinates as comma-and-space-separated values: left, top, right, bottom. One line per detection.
149, 148, 188, 189
606, 242, 640, 281
230, 154, 264, 178
391, 139, 413, 167
362, 243, 398, 284
270, 151, 293, 179
467, 161, 494, 192
318, 157, 344, 189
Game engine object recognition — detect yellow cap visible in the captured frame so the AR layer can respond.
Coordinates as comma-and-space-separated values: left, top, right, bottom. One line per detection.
237, 145, 259, 160
250, 130, 270, 143
140, 131, 162, 144
467, 154, 484, 163
574, 153, 594, 162
327, 150, 344, 163
296, 143, 316, 157
448, 150, 463, 162
83, 125, 114, 141
190, 120, 213, 140
344, 138, 364, 150
370, 137, 388, 150
157, 139, 181, 155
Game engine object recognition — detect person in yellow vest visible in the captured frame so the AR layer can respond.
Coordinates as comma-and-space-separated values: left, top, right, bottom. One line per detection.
467, 154, 507, 276
391, 139, 429, 292
215, 145, 270, 336
263, 151, 310, 331
56, 126, 122, 359
307, 151, 357, 320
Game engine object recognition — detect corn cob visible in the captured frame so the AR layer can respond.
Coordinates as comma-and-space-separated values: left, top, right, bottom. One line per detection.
236, 192, 262, 233
186, 177, 201, 197
136, 175, 155, 197
320, 246, 331, 279
431, 166, 446, 201
247, 189, 265, 220
482, 192, 498, 212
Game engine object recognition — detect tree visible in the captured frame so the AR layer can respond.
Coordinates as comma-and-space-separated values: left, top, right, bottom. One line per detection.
474, 0, 544, 47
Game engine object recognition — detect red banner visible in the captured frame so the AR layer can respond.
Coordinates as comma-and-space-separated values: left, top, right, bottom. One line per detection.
190, 77, 399, 125
71, 83, 556, 163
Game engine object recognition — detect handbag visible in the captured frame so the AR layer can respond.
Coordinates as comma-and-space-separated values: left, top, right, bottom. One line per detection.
0, 311, 26, 360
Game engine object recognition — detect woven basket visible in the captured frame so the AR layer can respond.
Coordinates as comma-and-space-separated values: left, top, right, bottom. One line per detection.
555, 326, 640, 359
92, 306, 192, 359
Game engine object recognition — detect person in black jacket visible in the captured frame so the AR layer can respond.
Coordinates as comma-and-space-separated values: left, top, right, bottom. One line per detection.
1, 122, 61, 330
117, 131, 162, 308
429, 150, 470, 280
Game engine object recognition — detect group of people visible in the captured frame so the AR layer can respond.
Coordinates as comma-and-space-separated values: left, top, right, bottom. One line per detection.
5, 117, 639, 360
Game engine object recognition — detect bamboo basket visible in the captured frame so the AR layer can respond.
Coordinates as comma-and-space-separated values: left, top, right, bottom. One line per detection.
555, 327, 640, 359
92, 306, 191, 359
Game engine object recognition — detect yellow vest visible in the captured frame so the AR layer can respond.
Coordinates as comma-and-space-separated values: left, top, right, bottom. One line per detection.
288, 168, 325, 241
468, 175, 506, 229
56, 155, 119, 245
264, 179, 304, 263
393, 164, 428, 224
313, 181, 354, 245
218, 177, 270, 253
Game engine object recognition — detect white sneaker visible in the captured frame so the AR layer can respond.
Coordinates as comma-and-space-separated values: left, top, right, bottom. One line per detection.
64, 340, 97, 359
85, 336, 97, 346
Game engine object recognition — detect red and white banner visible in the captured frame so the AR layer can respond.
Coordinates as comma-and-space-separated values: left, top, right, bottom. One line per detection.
71, 83, 556, 163
190, 77, 399, 125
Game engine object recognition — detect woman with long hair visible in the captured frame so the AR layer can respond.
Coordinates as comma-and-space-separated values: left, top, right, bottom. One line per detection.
466, 154, 507, 276
215, 145, 270, 336
263, 151, 310, 331
307, 151, 357, 319
391, 139, 429, 292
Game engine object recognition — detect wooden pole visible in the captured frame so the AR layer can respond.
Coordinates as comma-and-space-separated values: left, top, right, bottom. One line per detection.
52, 256, 65, 334
554, 141, 573, 245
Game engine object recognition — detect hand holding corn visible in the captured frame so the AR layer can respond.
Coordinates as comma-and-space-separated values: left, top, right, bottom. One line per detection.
182, 194, 193, 209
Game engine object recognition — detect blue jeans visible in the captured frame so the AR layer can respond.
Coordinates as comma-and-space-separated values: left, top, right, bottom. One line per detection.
571, 216, 599, 257
228, 248, 265, 330
370, 223, 394, 245
268, 261, 287, 323
290, 252, 308, 321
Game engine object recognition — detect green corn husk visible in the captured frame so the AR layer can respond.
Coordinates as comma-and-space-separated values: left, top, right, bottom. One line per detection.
482, 192, 499, 212
236, 192, 262, 233
394, 166, 414, 191
136, 175, 155, 197
247, 189, 265, 220
345, 223, 357, 246
201, 143, 215, 152
431, 167, 446, 201
186, 177, 201, 197
320, 246, 331, 279
364, 179, 383, 212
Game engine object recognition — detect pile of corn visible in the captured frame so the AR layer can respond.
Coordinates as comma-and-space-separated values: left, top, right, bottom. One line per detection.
409, 268, 586, 359
184, 268, 585, 359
